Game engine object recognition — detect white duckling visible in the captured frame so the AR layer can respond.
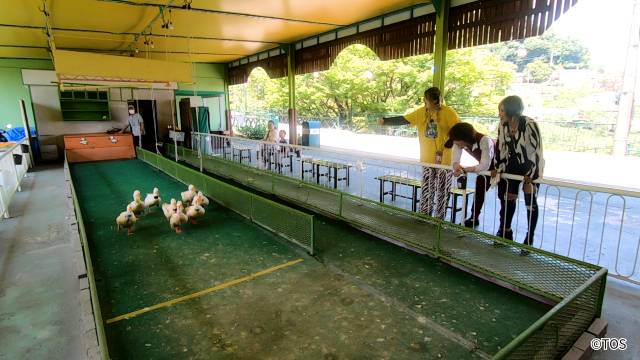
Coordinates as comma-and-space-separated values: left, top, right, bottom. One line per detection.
129, 190, 145, 216
169, 201, 188, 234
192, 191, 209, 207
186, 202, 205, 224
181, 184, 198, 205
161, 198, 177, 221
144, 187, 161, 211
115, 204, 137, 235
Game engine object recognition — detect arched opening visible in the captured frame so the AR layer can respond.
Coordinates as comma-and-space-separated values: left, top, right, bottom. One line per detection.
229, 67, 288, 139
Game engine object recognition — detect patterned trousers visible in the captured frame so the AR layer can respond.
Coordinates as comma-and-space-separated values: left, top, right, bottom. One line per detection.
420, 167, 453, 219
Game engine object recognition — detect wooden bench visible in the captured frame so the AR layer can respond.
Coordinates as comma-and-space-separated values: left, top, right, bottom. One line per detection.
232, 146, 252, 163
375, 175, 421, 212
376, 174, 475, 222
301, 158, 353, 189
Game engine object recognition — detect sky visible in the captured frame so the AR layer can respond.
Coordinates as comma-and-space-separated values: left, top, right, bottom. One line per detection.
549, 0, 638, 72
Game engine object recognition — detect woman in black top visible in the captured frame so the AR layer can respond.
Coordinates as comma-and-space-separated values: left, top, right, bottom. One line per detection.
492, 96, 545, 249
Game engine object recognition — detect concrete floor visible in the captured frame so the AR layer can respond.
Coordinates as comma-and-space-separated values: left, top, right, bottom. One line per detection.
591, 278, 640, 360
0, 165, 84, 360
0, 162, 638, 359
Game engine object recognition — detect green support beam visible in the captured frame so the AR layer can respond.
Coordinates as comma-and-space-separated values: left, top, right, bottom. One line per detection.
286, 44, 297, 144
432, 0, 450, 91
223, 66, 232, 133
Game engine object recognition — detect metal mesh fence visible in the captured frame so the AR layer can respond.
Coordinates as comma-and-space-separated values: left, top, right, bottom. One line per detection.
152, 145, 606, 359
205, 176, 252, 218
251, 196, 314, 254
140, 148, 313, 254
438, 223, 598, 301
341, 194, 439, 255
496, 270, 606, 359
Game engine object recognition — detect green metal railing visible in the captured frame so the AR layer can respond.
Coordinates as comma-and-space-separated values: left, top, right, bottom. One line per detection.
162, 144, 607, 359
65, 160, 110, 360
137, 148, 314, 254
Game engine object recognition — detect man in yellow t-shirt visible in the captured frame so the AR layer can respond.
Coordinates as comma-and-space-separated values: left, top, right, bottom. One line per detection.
378, 87, 460, 219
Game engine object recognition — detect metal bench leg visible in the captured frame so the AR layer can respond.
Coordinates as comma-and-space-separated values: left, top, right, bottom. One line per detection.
451, 194, 459, 223
346, 167, 350, 186
412, 186, 418, 212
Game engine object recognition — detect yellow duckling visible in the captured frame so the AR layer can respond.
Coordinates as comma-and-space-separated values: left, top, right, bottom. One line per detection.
161, 198, 177, 221
115, 204, 137, 235
144, 187, 161, 211
129, 190, 145, 215
181, 184, 198, 205
169, 201, 188, 234
186, 203, 205, 224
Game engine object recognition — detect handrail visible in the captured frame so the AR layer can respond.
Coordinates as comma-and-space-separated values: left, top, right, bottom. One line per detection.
192, 132, 640, 197
493, 267, 608, 359
0, 138, 28, 161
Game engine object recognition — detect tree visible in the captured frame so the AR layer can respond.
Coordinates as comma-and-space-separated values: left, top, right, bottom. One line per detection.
229, 44, 516, 129
490, 32, 590, 71
524, 59, 555, 83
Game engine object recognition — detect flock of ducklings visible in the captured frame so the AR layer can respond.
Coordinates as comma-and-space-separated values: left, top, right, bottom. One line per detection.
115, 184, 209, 235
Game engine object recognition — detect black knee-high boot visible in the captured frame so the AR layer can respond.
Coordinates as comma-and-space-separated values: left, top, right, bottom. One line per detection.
497, 199, 516, 240
523, 193, 539, 246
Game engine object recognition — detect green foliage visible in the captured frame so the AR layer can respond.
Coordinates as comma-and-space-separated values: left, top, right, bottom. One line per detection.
230, 45, 515, 128
235, 117, 268, 140
444, 49, 515, 116
491, 32, 590, 71
524, 60, 555, 83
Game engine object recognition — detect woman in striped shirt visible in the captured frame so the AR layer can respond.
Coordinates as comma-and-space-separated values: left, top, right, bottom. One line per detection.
492, 96, 545, 249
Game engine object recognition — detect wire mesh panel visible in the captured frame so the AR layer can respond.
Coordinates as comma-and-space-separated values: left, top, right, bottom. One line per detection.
496, 270, 606, 360
438, 223, 598, 301
272, 176, 342, 216
228, 165, 273, 194
175, 164, 206, 193
251, 195, 314, 254
341, 194, 439, 254
204, 176, 252, 218
156, 155, 177, 178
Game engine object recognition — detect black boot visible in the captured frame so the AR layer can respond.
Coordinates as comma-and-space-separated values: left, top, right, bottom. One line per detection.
523, 193, 539, 246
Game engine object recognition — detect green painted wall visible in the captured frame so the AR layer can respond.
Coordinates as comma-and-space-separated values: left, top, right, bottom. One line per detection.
0, 59, 54, 131
177, 63, 226, 92
175, 63, 227, 132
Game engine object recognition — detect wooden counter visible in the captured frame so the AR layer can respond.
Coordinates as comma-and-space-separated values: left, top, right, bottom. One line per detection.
64, 133, 135, 163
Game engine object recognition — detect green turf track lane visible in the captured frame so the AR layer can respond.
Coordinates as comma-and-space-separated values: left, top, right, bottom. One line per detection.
70, 160, 299, 319
71, 159, 547, 359
313, 218, 550, 355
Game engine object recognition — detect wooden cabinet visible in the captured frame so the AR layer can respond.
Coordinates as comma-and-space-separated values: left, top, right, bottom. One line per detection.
64, 133, 135, 163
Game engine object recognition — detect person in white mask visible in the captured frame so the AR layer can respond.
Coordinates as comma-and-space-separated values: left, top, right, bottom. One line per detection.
122, 105, 145, 148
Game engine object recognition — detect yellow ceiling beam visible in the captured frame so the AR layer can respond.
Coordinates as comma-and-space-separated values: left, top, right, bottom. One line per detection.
53, 49, 193, 83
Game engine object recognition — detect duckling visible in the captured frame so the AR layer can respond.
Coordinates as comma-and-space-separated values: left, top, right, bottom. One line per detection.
129, 190, 145, 215
181, 184, 198, 205
169, 201, 188, 234
144, 187, 161, 211
192, 191, 209, 207
186, 203, 205, 224
116, 205, 137, 235
161, 198, 177, 221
